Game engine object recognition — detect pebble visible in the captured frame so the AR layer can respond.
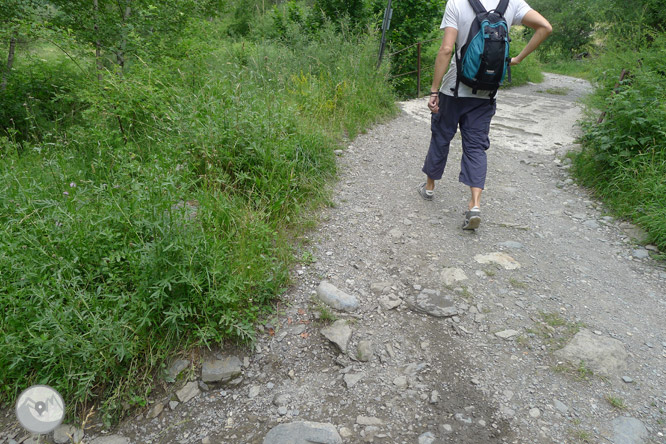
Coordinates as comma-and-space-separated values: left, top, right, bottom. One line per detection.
53, 425, 84, 444
320, 320, 353, 352
176, 381, 201, 403
393, 376, 408, 389
249, 385, 261, 399
632, 249, 649, 259
356, 340, 373, 362
344, 372, 364, 388
553, 399, 569, 414
146, 402, 164, 419
622, 376, 634, 384
418, 432, 436, 444
529, 408, 541, 418
169, 400, 179, 410
495, 329, 520, 339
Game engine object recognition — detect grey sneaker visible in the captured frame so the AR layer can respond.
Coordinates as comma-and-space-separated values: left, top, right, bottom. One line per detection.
417, 182, 434, 201
462, 206, 481, 230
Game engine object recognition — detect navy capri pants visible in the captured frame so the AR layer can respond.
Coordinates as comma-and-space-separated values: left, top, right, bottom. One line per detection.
422, 93, 496, 189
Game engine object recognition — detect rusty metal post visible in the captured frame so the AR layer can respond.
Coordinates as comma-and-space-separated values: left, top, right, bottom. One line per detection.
417, 42, 422, 98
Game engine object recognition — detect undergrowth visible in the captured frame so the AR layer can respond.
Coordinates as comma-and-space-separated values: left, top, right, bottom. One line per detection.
0, 17, 396, 424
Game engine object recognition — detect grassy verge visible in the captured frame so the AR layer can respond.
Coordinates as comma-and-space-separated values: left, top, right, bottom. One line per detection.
0, 19, 396, 424
568, 32, 666, 251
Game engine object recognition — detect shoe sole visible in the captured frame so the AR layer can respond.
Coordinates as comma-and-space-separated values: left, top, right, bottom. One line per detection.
463, 215, 481, 230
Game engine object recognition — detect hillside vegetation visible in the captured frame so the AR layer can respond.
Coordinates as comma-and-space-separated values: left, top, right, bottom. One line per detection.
0, 0, 396, 423
531, 0, 666, 252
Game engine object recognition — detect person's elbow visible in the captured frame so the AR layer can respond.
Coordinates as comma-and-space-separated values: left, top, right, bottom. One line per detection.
440, 44, 454, 58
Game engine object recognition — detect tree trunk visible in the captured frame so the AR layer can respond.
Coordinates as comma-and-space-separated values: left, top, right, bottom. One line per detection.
1, 33, 17, 91
116, 2, 132, 72
94, 0, 103, 81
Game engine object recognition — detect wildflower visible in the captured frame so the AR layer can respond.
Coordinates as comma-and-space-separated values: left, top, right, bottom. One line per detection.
70, 182, 76, 188
63, 191, 69, 196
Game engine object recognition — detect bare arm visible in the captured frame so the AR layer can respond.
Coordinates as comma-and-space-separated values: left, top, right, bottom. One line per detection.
510, 10, 552, 66
428, 26, 458, 113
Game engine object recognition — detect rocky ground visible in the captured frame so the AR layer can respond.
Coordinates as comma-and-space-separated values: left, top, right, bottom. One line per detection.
3, 74, 665, 444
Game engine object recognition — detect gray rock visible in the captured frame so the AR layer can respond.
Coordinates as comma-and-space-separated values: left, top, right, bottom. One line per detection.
344, 372, 364, 388
608, 416, 649, 444
495, 329, 520, 340
90, 436, 129, 444
167, 359, 190, 381
409, 289, 458, 317
273, 393, 290, 407
201, 356, 242, 383
378, 294, 402, 310
418, 432, 436, 444
263, 421, 342, 444
356, 416, 383, 426
555, 329, 628, 376
529, 408, 541, 418
316, 281, 359, 312
583, 219, 600, 229
249, 385, 261, 399
622, 376, 634, 384
619, 222, 649, 243
146, 402, 164, 420
498, 241, 524, 250
321, 320, 352, 352
454, 413, 473, 424
370, 282, 391, 294
169, 400, 179, 410
553, 399, 568, 414
632, 249, 649, 259
277, 406, 288, 416
440, 268, 468, 286
53, 424, 84, 444
474, 252, 521, 270
198, 381, 210, 392
176, 381, 201, 403
356, 340, 373, 362
393, 376, 408, 389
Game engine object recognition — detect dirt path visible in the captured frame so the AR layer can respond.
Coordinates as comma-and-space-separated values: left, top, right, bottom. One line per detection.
4, 74, 665, 444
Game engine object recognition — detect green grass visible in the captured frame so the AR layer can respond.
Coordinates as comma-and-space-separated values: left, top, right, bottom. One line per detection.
0, 17, 397, 424
605, 395, 627, 410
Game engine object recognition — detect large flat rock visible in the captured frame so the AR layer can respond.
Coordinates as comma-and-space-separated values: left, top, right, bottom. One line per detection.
555, 329, 628, 376
263, 421, 342, 444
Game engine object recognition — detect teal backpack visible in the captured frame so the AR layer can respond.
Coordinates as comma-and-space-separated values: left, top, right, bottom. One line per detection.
454, 0, 511, 99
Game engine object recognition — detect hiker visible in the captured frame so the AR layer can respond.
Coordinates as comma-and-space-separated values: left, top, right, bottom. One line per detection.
417, 0, 552, 230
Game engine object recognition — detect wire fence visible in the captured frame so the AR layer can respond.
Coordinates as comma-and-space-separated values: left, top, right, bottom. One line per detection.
387, 37, 440, 98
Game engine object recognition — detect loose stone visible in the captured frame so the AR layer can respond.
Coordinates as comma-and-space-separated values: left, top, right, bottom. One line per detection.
176, 381, 201, 403
356, 340, 373, 362
320, 320, 352, 352
316, 281, 359, 312
263, 421, 342, 444
495, 329, 520, 340
201, 356, 242, 383
418, 432, 436, 444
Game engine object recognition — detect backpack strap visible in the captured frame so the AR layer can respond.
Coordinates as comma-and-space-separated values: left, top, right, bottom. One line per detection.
495, 0, 510, 16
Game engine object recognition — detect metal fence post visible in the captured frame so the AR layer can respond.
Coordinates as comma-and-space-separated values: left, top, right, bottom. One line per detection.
417, 42, 421, 98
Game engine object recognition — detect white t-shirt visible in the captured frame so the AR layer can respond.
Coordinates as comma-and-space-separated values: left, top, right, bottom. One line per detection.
439, 0, 532, 98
